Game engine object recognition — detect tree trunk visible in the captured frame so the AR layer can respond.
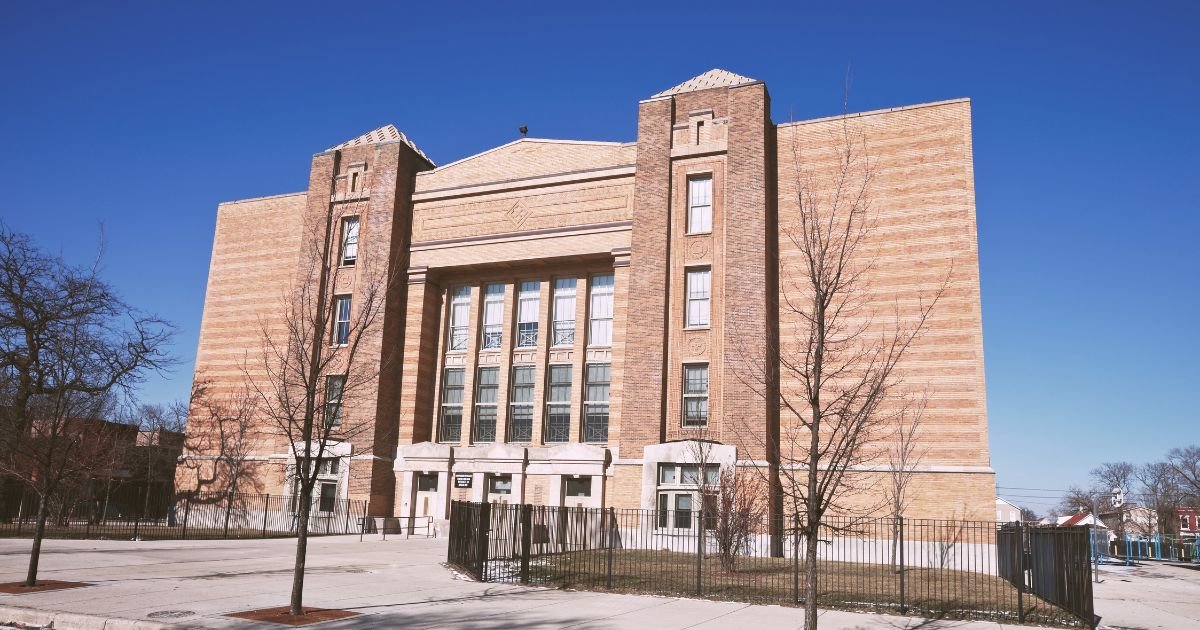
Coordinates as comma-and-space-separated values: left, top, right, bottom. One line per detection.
25, 493, 49, 587
804, 528, 819, 629
289, 488, 312, 616
801, 528, 820, 624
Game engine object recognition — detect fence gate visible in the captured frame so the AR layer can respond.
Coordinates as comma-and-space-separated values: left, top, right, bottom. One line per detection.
447, 500, 489, 580
997, 523, 1099, 628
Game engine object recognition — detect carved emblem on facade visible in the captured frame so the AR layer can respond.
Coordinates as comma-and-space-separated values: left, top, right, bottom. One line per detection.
687, 239, 709, 260
506, 199, 532, 229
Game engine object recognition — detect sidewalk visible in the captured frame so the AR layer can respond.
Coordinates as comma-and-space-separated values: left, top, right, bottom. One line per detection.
0, 535, 1102, 629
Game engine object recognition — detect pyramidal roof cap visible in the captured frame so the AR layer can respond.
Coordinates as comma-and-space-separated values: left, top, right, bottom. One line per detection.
325, 124, 434, 166
652, 68, 758, 98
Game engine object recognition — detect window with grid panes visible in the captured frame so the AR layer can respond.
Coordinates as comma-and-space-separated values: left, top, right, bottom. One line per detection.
552, 278, 576, 346
333, 295, 351, 345
544, 365, 572, 443
472, 367, 499, 443
508, 366, 535, 442
687, 176, 712, 234
682, 364, 709, 428
481, 283, 504, 349
438, 368, 464, 442
448, 286, 470, 351
324, 375, 345, 429
588, 274, 613, 346
340, 216, 359, 266
516, 281, 539, 347
685, 269, 710, 328
583, 363, 610, 443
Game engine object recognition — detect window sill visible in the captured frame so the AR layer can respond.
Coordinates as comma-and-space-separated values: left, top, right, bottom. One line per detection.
683, 326, 711, 332
329, 344, 348, 349
338, 262, 357, 269
685, 231, 713, 237
585, 344, 613, 350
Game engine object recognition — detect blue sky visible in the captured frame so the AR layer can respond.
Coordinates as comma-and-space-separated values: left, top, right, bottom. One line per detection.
1, 2, 1196, 509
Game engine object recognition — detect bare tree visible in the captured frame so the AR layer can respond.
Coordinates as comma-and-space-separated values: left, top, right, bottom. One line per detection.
1019, 506, 1040, 522
1092, 462, 1135, 540
742, 109, 947, 630
179, 376, 261, 499
0, 225, 172, 586
685, 437, 765, 572
884, 396, 926, 570
1057, 485, 1098, 518
1137, 462, 1183, 536
1166, 446, 1200, 502
131, 400, 186, 525
248, 209, 390, 616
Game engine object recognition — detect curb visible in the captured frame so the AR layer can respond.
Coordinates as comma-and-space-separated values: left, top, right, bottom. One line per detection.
0, 604, 175, 630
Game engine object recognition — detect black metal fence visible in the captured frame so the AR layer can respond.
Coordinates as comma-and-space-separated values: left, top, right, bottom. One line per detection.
448, 501, 1097, 628
0, 488, 368, 540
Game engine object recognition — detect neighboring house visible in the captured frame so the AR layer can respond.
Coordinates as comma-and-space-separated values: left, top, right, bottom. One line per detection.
179, 67, 992, 526
1058, 510, 1109, 532
996, 497, 1022, 522
1178, 507, 1199, 539
1099, 505, 1159, 536
2, 417, 184, 521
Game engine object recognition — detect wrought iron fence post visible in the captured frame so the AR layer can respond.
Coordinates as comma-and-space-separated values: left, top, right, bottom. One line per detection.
261, 494, 270, 538
792, 513, 800, 604
606, 507, 614, 589
181, 493, 192, 540
695, 507, 703, 596
475, 501, 491, 581
899, 516, 906, 614
1017, 521, 1026, 624
520, 503, 533, 584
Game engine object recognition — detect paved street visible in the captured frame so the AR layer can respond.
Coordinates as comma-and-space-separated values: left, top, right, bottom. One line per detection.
0, 535, 1193, 629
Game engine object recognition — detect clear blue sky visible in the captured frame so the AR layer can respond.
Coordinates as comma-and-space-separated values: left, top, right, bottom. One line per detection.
2, 2, 1196, 508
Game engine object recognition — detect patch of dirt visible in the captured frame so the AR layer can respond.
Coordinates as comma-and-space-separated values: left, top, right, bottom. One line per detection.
0, 580, 89, 594
225, 606, 360, 626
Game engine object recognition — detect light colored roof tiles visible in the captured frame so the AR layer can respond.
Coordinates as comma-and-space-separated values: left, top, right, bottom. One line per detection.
326, 124, 434, 166
652, 68, 757, 98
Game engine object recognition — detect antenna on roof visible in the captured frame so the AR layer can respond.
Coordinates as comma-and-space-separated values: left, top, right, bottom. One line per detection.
519, 125, 528, 138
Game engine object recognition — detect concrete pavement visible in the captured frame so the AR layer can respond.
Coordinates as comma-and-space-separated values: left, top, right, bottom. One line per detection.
0, 535, 1188, 629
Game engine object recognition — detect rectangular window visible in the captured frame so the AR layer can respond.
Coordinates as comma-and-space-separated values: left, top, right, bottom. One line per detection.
333, 295, 352, 345
416, 473, 438, 492
657, 493, 669, 528
583, 363, 610, 443
564, 477, 592, 498
438, 368, 465, 442
516, 280, 540, 348
687, 176, 712, 234
674, 494, 693, 529
685, 269, 711, 328
324, 375, 345, 429
472, 367, 499, 443
588, 274, 614, 347
488, 475, 512, 495
448, 286, 470, 351
340, 216, 359, 266
544, 365, 572, 443
319, 483, 337, 512
507, 366, 535, 442
552, 278, 576, 346
682, 364, 709, 428
481, 283, 504, 350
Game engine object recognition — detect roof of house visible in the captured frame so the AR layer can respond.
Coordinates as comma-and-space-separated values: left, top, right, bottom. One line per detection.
996, 497, 1021, 510
325, 124, 434, 166
652, 68, 758, 98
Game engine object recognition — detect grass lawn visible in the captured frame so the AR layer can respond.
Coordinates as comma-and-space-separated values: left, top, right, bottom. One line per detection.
511, 549, 1083, 627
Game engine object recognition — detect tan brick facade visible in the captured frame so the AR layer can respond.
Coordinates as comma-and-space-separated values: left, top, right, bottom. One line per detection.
181, 70, 994, 527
